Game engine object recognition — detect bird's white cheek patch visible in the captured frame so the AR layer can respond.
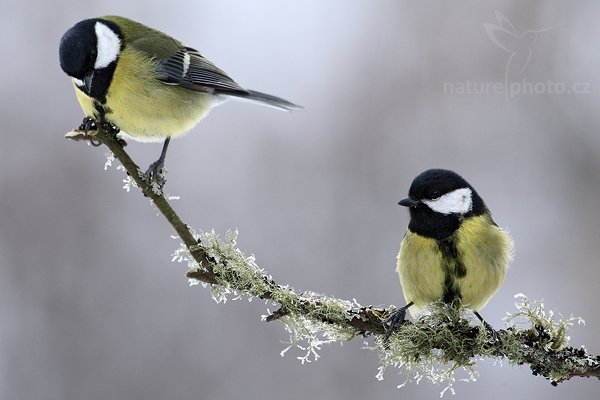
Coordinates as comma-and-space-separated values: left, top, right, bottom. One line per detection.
94, 22, 121, 69
423, 188, 473, 215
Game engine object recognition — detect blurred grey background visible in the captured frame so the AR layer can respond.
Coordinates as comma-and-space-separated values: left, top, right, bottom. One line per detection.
1, 0, 599, 398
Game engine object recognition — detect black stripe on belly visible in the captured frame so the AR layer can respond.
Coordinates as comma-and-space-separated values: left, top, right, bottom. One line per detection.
92, 100, 113, 123
438, 237, 466, 277
438, 236, 466, 304
443, 274, 460, 304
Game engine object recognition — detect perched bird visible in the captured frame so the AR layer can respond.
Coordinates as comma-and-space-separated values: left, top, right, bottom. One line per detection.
59, 16, 300, 186
386, 169, 513, 339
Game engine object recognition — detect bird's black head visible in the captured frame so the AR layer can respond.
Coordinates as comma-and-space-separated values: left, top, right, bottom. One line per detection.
399, 169, 486, 239
59, 18, 123, 101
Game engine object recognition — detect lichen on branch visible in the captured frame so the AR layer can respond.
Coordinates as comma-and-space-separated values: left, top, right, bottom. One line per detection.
66, 126, 600, 394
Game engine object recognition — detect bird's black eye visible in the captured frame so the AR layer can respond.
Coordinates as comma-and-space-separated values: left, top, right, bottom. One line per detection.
88, 48, 97, 65
431, 190, 440, 199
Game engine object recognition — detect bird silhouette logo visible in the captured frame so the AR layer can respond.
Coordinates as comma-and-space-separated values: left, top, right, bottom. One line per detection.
484, 11, 554, 83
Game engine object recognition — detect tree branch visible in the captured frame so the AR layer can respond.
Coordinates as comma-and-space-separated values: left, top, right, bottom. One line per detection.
66, 126, 600, 388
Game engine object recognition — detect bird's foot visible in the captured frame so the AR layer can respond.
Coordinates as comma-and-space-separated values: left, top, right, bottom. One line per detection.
77, 117, 126, 147
482, 319, 503, 347
143, 159, 167, 191
79, 116, 97, 133
98, 120, 126, 146
474, 311, 503, 348
384, 307, 408, 342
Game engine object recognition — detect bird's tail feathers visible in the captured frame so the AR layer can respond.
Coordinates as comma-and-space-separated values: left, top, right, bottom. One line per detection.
224, 89, 302, 111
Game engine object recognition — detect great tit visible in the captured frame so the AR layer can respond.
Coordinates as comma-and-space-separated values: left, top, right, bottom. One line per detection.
386, 169, 513, 339
59, 16, 300, 186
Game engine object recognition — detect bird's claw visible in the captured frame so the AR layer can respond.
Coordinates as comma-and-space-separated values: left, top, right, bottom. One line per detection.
482, 320, 503, 347
77, 117, 126, 147
79, 116, 97, 133
474, 311, 502, 348
143, 160, 166, 191
384, 307, 407, 341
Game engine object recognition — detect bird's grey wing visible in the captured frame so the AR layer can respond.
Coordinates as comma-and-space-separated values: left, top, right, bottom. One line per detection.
157, 47, 248, 95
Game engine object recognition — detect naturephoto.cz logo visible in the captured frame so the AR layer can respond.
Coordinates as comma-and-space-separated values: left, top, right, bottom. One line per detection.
443, 11, 591, 98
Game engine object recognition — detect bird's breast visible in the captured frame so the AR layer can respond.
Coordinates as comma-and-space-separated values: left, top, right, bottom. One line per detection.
396, 232, 446, 317
453, 215, 512, 311
396, 215, 512, 316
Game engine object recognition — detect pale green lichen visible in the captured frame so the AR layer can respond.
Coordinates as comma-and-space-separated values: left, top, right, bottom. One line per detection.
104, 151, 115, 170
505, 293, 584, 351
374, 296, 591, 394
172, 234, 202, 273
179, 230, 359, 356
194, 230, 273, 302
374, 303, 492, 395
277, 313, 356, 364
270, 292, 359, 363
500, 294, 591, 383
101, 153, 138, 192
173, 230, 593, 394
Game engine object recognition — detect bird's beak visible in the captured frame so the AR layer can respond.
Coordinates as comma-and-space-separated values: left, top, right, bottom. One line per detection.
83, 71, 94, 93
398, 197, 419, 208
